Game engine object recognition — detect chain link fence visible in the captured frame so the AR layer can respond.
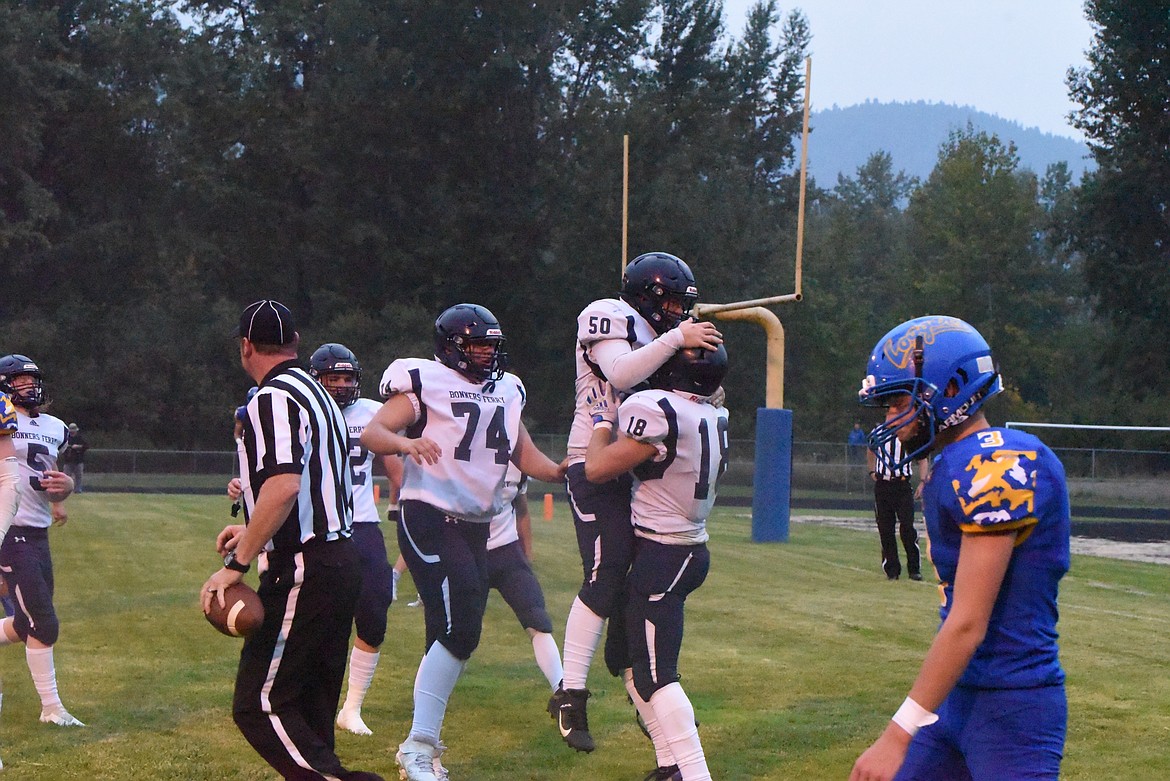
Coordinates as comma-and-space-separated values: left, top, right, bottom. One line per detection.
77, 440, 1170, 507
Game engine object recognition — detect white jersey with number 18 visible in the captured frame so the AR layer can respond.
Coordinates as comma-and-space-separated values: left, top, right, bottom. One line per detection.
619, 389, 730, 544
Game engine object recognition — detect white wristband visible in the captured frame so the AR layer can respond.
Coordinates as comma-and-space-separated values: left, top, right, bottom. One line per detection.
591, 418, 614, 431
891, 696, 938, 737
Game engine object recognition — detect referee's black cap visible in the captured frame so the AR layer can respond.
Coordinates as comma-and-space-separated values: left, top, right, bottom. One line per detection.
234, 299, 297, 345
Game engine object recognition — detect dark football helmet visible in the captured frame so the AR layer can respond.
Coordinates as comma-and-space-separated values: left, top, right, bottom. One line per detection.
434, 304, 508, 383
0, 354, 45, 408
308, 343, 362, 408
649, 344, 728, 397
859, 315, 1003, 467
620, 252, 699, 335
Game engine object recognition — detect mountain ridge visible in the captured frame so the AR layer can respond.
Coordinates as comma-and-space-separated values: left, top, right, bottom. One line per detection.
807, 100, 1094, 187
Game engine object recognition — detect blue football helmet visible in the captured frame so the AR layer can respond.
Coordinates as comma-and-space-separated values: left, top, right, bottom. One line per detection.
434, 304, 508, 383
650, 344, 728, 397
0, 354, 46, 409
308, 343, 362, 408
620, 252, 699, 335
859, 316, 1002, 466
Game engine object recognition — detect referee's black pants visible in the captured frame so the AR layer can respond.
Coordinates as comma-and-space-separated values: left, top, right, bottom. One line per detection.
233, 538, 361, 780
873, 478, 921, 579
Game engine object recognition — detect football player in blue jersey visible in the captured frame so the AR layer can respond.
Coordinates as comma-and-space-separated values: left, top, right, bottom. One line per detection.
0, 355, 84, 729
584, 344, 729, 781
850, 316, 1070, 781
553, 252, 722, 753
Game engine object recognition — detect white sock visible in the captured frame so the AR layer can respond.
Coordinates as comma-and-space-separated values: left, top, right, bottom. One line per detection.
561, 597, 604, 690
409, 642, 466, 745
341, 647, 380, 711
625, 669, 674, 768
27, 646, 63, 711
650, 682, 710, 781
531, 632, 564, 691
0, 617, 16, 647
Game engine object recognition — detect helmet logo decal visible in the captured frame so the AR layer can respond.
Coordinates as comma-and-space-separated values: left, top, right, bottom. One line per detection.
882, 317, 971, 370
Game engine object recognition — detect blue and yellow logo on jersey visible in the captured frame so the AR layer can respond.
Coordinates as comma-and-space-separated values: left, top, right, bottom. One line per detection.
0, 393, 16, 434
953, 449, 1038, 530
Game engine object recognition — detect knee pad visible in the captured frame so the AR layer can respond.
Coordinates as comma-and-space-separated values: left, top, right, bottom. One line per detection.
579, 568, 626, 619
443, 626, 482, 660
354, 580, 392, 648
25, 614, 59, 646
633, 664, 678, 703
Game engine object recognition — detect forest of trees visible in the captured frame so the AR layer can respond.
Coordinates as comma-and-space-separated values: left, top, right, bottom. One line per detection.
0, 0, 1167, 452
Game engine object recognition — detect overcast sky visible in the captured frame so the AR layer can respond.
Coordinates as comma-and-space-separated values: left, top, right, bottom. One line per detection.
721, 0, 1095, 139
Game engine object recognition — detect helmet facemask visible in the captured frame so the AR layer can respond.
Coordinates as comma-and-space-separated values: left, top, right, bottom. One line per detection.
447, 335, 507, 383
319, 371, 361, 408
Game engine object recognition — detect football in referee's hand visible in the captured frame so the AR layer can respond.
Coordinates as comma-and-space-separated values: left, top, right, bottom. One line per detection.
204, 582, 264, 638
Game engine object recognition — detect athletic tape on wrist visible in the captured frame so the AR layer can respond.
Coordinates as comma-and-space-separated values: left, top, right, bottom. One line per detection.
891, 696, 938, 737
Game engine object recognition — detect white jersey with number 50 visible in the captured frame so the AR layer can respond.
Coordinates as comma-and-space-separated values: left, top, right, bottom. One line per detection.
379, 357, 525, 523
568, 297, 660, 463
619, 390, 730, 544
343, 398, 383, 525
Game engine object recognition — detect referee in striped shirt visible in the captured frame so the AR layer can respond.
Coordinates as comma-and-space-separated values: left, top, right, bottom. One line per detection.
867, 433, 927, 581
202, 300, 383, 781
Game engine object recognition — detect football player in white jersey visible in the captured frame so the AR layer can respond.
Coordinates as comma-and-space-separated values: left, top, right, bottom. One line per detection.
585, 344, 729, 781
0, 388, 21, 769
0, 355, 84, 729
361, 304, 566, 781
553, 252, 722, 753
307, 343, 406, 737
486, 465, 564, 692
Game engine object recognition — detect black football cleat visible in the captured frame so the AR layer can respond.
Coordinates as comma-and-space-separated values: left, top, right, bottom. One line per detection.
548, 686, 595, 752
642, 765, 682, 781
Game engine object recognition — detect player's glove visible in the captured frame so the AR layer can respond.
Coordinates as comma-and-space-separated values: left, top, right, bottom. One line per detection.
585, 382, 618, 429
707, 385, 726, 408
387, 503, 400, 523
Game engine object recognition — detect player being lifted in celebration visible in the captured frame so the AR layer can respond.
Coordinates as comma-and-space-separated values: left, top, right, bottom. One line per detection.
307, 343, 405, 737
553, 252, 722, 753
486, 463, 563, 693
851, 316, 1070, 781
0, 355, 84, 728
361, 304, 566, 781
585, 344, 729, 781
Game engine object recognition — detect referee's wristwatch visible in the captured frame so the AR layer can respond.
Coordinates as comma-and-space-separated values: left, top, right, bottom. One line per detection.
223, 550, 251, 573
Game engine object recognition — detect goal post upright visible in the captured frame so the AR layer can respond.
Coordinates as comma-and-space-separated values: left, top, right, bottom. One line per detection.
618, 58, 812, 543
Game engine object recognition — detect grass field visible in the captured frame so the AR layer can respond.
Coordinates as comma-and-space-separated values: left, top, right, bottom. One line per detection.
0, 494, 1166, 780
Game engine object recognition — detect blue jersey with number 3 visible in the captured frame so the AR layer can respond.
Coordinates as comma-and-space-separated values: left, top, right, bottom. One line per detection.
924, 427, 1070, 689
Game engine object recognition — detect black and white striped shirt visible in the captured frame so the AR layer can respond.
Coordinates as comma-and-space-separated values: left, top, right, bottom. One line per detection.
238, 360, 354, 551
874, 437, 914, 480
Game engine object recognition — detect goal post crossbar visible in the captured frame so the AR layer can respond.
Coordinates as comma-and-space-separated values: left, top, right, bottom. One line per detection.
1005, 422, 1170, 433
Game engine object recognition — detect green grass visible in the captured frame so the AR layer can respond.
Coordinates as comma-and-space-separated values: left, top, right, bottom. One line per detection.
0, 495, 1166, 779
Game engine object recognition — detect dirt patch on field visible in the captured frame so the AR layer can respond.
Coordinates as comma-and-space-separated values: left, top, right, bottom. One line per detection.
793, 515, 1170, 566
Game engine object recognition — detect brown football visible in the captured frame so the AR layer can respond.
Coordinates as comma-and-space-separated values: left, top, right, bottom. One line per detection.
204, 582, 264, 638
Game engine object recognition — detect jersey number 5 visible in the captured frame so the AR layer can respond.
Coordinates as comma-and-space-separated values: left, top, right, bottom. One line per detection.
451, 402, 511, 465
